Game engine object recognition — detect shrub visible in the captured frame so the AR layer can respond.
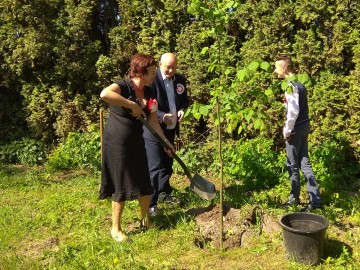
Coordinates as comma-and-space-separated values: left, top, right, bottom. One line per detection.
0, 137, 48, 166
221, 137, 284, 190
46, 125, 101, 172
174, 137, 285, 191
173, 140, 215, 176
310, 135, 360, 192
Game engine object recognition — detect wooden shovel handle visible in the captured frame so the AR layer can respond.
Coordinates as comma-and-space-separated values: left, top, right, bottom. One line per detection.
100, 109, 104, 161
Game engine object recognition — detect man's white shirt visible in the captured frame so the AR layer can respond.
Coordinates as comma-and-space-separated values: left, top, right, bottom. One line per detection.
159, 71, 177, 129
283, 83, 299, 139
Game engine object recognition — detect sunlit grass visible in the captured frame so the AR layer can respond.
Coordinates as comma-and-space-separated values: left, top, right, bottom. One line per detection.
0, 165, 359, 269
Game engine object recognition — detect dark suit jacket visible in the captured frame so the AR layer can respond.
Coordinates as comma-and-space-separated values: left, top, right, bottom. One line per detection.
143, 68, 189, 139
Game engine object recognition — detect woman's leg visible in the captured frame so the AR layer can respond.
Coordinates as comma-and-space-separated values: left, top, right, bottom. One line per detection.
138, 195, 152, 228
111, 200, 127, 241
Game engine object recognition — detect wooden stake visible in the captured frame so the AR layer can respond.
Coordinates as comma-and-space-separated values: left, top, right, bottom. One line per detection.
100, 108, 104, 163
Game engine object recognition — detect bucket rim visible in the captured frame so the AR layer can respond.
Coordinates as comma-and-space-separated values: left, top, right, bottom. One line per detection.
279, 212, 329, 234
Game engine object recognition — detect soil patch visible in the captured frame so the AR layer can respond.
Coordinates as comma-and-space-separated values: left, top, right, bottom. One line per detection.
20, 236, 59, 259
186, 203, 281, 249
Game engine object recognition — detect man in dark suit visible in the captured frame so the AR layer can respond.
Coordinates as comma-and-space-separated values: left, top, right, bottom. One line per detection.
143, 53, 189, 216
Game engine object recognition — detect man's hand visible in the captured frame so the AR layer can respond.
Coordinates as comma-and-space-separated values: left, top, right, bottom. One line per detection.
177, 110, 185, 122
285, 132, 296, 141
163, 113, 175, 126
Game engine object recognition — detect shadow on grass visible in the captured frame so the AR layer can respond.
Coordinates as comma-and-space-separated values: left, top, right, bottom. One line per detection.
324, 238, 353, 260
0, 164, 29, 175
143, 187, 216, 230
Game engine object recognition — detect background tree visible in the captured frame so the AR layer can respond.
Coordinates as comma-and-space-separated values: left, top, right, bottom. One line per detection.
0, 0, 358, 182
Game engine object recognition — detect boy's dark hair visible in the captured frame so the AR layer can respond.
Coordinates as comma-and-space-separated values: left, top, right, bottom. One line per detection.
277, 55, 294, 72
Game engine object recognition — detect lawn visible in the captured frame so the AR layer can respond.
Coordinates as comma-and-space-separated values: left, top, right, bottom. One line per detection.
0, 165, 359, 269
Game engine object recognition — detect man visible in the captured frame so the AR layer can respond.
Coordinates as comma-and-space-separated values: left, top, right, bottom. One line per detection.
143, 53, 189, 216
274, 56, 322, 211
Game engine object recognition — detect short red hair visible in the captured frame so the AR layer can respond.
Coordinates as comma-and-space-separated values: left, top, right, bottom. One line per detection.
130, 53, 156, 78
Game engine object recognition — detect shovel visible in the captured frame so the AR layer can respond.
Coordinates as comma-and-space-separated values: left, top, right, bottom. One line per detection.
139, 117, 216, 200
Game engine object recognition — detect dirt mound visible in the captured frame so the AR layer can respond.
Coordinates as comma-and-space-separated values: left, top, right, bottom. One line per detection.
186, 203, 281, 249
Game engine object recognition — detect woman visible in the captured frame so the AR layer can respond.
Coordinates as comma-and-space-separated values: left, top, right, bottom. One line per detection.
99, 53, 174, 242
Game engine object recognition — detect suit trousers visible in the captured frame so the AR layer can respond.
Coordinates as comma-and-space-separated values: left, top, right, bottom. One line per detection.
145, 129, 176, 207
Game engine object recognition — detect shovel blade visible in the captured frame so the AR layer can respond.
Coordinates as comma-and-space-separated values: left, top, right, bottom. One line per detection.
189, 173, 216, 200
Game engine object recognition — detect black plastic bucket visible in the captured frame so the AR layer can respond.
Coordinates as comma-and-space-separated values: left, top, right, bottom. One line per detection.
279, 212, 328, 265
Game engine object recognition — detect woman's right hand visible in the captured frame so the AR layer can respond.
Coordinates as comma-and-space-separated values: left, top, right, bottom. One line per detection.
130, 102, 146, 119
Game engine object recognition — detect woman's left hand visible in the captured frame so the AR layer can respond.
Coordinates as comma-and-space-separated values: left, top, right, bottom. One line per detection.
164, 142, 175, 157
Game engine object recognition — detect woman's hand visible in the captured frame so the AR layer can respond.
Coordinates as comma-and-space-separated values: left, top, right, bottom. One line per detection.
146, 111, 175, 156
130, 102, 146, 119
164, 139, 175, 157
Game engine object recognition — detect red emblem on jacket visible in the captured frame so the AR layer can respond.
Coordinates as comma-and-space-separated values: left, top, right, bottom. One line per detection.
176, 83, 185, 94
148, 98, 158, 113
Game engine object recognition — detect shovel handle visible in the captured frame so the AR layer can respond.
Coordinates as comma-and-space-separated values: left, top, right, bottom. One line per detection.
139, 117, 193, 181
123, 96, 195, 183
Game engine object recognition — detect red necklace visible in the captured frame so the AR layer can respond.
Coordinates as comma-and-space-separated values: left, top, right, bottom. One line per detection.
131, 79, 144, 93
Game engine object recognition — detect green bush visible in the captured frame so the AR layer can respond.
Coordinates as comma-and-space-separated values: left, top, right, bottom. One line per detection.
174, 137, 286, 191
46, 125, 101, 172
222, 137, 285, 190
310, 135, 360, 193
173, 140, 215, 176
0, 137, 48, 166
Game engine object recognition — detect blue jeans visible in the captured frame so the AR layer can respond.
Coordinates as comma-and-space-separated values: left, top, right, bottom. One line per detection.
285, 122, 322, 206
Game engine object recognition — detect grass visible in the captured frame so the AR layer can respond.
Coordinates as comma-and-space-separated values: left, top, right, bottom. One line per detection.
0, 164, 359, 269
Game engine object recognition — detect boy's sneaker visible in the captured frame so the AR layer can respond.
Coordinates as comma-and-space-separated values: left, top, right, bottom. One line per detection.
301, 203, 323, 212
283, 198, 299, 207
149, 206, 159, 217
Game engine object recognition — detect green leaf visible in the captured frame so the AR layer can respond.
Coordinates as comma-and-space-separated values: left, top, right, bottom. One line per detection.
265, 87, 274, 97
215, 24, 225, 33
201, 47, 209, 55
285, 86, 293, 94
208, 64, 215, 73
237, 69, 247, 81
199, 105, 210, 116
245, 109, 254, 122
254, 119, 263, 130
194, 112, 201, 120
225, 1, 235, 9
286, 75, 297, 82
248, 61, 260, 71
226, 124, 233, 133
260, 61, 271, 72
260, 122, 267, 131
297, 73, 312, 87
187, 2, 200, 14
281, 80, 293, 93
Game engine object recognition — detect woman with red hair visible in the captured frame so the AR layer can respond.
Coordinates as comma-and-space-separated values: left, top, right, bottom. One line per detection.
99, 53, 174, 242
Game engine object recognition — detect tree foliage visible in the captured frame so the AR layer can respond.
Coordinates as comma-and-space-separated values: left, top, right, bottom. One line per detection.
0, 0, 359, 167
